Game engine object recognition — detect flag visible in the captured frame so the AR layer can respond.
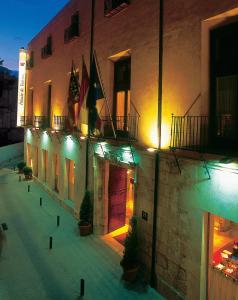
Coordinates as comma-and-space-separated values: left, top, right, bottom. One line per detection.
68, 61, 79, 128
87, 54, 104, 134
78, 57, 89, 116
86, 55, 104, 109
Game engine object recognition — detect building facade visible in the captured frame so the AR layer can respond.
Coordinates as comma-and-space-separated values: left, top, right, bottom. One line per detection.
0, 65, 23, 145
22, 0, 238, 299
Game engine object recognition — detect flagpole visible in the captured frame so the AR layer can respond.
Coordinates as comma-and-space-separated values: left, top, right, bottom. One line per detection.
94, 51, 117, 139
85, 0, 95, 190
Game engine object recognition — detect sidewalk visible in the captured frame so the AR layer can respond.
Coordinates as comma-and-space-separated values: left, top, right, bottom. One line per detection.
0, 168, 165, 300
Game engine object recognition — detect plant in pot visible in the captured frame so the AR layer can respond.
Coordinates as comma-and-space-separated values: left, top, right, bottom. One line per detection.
17, 161, 26, 174
23, 166, 33, 180
78, 190, 92, 236
120, 216, 140, 282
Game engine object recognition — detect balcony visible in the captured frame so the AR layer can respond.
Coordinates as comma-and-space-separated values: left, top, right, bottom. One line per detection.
101, 115, 139, 141
34, 116, 50, 129
170, 115, 238, 155
104, 0, 130, 17
53, 116, 68, 131
20, 116, 33, 127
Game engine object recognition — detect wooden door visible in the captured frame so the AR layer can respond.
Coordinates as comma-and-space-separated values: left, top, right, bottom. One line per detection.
108, 165, 127, 232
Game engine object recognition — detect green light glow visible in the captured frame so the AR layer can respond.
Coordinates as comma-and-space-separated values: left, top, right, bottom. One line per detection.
66, 135, 74, 151
214, 169, 238, 193
26, 129, 31, 141
42, 131, 48, 144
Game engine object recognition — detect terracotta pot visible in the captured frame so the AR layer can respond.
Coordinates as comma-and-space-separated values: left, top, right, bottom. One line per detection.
122, 264, 140, 282
79, 223, 92, 236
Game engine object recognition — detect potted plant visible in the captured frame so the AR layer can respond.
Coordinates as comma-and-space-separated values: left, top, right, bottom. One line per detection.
23, 166, 33, 180
78, 190, 92, 236
120, 216, 140, 282
17, 161, 26, 173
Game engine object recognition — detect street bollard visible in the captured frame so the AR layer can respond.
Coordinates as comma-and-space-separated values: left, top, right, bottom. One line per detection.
57, 216, 60, 227
40, 197, 42, 206
80, 279, 85, 297
49, 237, 53, 249
28, 185, 30, 192
19, 176, 21, 182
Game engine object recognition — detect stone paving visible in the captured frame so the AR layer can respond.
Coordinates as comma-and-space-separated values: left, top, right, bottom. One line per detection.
0, 168, 165, 300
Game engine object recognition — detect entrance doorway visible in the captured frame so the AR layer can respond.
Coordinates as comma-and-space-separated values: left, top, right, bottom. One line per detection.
107, 164, 134, 245
108, 165, 127, 232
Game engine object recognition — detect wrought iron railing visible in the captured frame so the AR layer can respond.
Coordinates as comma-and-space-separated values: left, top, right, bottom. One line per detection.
101, 114, 139, 140
20, 116, 33, 127
34, 116, 50, 129
170, 115, 238, 153
53, 116, 68, 131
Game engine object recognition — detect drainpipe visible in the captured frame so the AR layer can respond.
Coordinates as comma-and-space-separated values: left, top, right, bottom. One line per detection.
85, 0, 95, 190
150, 0, 164, 288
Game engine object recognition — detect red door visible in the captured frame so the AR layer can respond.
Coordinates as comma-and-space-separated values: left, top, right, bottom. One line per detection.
108, 165, 127, 232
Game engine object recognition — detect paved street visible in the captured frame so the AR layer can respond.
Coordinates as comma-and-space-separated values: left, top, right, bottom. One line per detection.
0, 168, 164, 300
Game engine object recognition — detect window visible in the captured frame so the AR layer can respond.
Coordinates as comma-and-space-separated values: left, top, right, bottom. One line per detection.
47, 84, 52, 127
104, 0, 130, 17
64, 12, 79, 43
210, 22, 238, 148
27, 51, 34, 69
113, 57, 131, 135
41, 36, 52, 58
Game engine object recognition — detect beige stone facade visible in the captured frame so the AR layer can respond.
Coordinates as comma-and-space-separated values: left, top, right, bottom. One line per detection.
23, 1, 238, 300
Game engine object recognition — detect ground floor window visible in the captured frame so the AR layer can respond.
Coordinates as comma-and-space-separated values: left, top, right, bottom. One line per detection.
54, 153, 59, 193
66, 158, 75, 201
210, 214, 238, 299
27, 143, 32, 167
42, 149, 48, 183
212, 215, 238, 277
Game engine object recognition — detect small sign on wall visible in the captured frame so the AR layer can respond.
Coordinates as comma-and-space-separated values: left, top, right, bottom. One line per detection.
142, 210, 148, 221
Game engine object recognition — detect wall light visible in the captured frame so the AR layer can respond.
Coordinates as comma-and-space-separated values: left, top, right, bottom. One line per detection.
147, 147, 157, 152
66, 135, 74, 151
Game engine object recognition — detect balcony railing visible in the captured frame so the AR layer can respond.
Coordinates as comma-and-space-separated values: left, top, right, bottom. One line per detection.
53, 116, 68, 131
20, 116, 33, 127
101, 115, 139, 140
104, 0, 130, 17
34, 116, 50, 129
170, 115, 238, 154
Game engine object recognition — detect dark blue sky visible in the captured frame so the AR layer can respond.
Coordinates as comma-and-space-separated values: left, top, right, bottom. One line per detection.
0, 0, 69, 70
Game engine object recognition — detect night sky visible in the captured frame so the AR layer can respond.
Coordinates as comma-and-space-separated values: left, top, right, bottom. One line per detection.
0, 0, 69, 70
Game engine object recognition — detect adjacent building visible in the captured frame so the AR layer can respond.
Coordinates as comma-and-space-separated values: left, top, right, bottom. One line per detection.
21, 0, 238, 299
0, 65, 23, 145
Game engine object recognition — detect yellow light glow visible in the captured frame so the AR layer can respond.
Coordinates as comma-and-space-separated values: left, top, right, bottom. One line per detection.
147, 147, 157, 152
80, 136, 86, 140
161, 123, 171, 149
149, 126, 158, 148
81, 123, 88, 136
